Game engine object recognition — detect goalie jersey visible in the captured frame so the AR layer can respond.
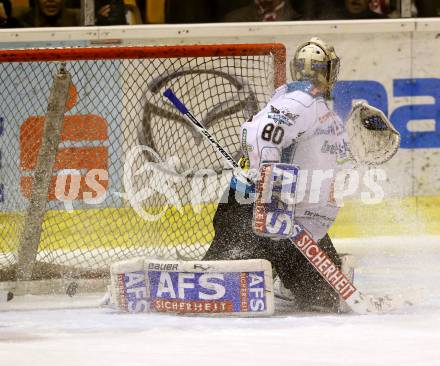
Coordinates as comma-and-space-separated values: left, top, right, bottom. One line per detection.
240, 81, 352, 240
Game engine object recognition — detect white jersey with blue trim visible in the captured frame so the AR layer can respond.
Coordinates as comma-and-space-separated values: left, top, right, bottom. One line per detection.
240, 81, 352, 240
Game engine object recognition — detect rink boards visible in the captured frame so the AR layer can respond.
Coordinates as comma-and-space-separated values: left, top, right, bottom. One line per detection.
1, 194, 440, 269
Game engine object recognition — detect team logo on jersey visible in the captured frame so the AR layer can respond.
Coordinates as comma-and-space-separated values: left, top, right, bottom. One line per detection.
320, 139, 352, 165
319, 111, 338, 124
267, 105, 298, 126
241, 129, 253, 157
321, 139, 350, 156
315, 118, 345, 137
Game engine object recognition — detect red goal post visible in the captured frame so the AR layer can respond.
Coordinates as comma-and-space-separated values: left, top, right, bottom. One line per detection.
0, 43, 286, 285
0, 44, 286, 86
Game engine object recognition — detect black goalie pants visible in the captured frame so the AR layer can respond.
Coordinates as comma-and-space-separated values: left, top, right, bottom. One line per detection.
203, 188, 342, 311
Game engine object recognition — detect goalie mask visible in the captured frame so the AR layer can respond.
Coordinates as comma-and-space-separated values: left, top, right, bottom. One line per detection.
346, 102, 401, 165
290, 37, 340, 99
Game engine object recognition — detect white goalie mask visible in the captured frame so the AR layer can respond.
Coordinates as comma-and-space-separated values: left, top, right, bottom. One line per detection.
290, 37, 340, 99
346, 102, 401, 165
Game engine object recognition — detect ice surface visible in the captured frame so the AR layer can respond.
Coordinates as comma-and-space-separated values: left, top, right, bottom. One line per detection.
1, 236, 439, 366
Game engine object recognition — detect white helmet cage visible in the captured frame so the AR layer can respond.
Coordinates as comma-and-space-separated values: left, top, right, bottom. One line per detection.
290, 37, 340, 98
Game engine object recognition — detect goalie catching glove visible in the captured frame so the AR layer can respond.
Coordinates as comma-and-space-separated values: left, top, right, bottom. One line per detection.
346, 102, 400, 165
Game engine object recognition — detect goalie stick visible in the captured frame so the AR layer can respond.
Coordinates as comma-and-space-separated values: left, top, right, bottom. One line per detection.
163, 88, 401, 314
163, 89, 252, 184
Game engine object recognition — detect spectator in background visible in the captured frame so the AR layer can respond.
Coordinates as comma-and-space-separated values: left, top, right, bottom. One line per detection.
223, 0, 302, 22
343, 0, 387, 18
165, 0, 217, 23
19, 0, 81, 27
95, 0, 127, 25
415, 0, 440, 17
304, 0, 389, 20
303, 0, 345, 19
0, 0, 21, 27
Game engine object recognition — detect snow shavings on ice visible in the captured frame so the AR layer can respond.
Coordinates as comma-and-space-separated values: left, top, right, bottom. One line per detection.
0, 236, 439, 366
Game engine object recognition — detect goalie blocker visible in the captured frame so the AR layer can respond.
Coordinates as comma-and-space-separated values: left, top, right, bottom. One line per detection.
109, 258, 274, 316
253, 163, 298, 239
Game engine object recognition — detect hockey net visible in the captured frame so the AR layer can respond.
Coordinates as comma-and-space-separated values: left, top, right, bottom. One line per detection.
0, 43, 285, 284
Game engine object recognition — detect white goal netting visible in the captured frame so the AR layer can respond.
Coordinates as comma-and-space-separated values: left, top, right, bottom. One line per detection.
0, 44, 285, 281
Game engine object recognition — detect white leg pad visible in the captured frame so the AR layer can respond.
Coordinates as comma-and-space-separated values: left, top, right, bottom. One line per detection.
109, 258, 274, 316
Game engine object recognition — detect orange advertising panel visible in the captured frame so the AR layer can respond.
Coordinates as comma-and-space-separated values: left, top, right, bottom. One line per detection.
19, 84, 109, 201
